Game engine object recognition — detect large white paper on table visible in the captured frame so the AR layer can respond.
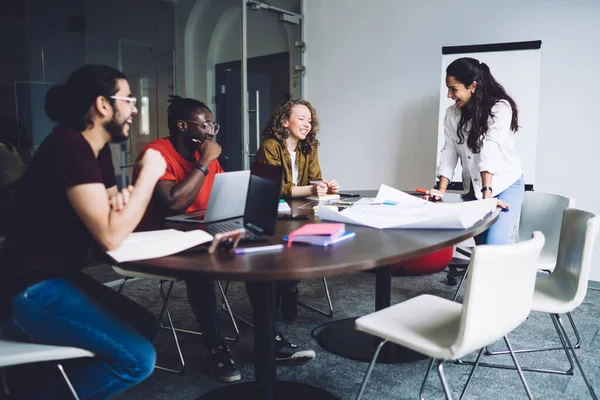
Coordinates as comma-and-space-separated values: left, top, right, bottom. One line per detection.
317, 185, 497, 230
107, 229, 213, 262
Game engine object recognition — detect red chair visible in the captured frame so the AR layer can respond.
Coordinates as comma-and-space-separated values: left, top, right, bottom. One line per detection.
392, 246, 454, 276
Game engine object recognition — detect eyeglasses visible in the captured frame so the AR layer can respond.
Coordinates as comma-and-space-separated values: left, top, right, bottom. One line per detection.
110, 95, 137, 106
185, 120, 220, 134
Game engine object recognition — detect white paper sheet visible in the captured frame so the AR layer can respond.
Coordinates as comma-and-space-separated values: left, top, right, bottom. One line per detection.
317, 185, 497, 230
107, 229, 214, 262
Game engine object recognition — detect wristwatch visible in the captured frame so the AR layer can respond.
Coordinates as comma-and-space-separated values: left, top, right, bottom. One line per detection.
194, 163, 209, 176
481, 186, 493, 193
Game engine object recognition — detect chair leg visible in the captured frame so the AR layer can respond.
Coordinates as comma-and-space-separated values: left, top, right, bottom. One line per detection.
155, 281, 186, 374
437, 361, 454, 400
459, 347, 484, 400
554, 314, 597, 400
504, 335, 533, 399
356, 340, 387, 400
419, 358, 436, 400
457, 314, 575, 375
486, 311, 581, 356
216, 280, 241, 342
57, 363, 80, 400
452, 271, 467, 302
221, 281, 255, 329
566, 312, 582, 349
156, 281, 239, 342
297, 277, 334, 318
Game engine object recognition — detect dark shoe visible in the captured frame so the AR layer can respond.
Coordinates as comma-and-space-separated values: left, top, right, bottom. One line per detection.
280, 287, 298, 321
207, 345, 241, 383
274, 332, 315, 365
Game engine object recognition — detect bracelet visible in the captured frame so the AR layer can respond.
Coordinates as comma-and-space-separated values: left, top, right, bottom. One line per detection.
194, 163, 209, 176
481, 186, 492, 193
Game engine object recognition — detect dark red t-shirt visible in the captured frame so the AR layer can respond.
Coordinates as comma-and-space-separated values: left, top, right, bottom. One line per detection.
0, 125, 116, 318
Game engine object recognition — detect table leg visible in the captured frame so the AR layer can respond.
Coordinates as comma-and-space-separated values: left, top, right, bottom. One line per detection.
199, 281, 339, 400
316, 265, 426, 363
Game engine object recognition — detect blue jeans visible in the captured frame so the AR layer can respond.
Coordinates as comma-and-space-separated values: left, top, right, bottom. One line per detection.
475, 175, 525, 245
8, 273, 157, 400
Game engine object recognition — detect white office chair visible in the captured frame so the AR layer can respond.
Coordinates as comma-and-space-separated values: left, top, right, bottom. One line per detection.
112, 266, 240, 374
459, 208, 600, 399
486, 192, 582, 351
453, 192, 582, 345
0, 338, 93, 399
355, 232, 545, 400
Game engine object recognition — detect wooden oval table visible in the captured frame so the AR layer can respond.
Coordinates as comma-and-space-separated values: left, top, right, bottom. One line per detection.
117, 191, 499, 400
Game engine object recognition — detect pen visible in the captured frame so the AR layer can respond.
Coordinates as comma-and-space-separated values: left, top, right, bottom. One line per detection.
191, 138, 229, 160
234, 244, 284, 255
416, 188, 445, 198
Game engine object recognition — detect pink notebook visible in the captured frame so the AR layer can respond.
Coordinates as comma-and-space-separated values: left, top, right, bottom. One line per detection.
287, 223, 345, 247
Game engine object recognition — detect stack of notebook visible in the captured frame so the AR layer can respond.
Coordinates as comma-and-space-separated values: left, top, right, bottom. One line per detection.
284, 223, 355, 247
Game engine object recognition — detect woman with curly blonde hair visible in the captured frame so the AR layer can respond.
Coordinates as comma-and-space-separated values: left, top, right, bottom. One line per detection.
256, 99, 339, 198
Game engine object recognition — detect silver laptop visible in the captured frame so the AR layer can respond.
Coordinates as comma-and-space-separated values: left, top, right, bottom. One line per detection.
165, 170, 250, 223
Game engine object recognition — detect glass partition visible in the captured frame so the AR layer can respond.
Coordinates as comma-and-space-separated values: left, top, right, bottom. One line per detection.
0, 0, 176, 195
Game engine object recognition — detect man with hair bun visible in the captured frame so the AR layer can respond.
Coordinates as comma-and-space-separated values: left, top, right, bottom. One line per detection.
0, 64, 166, 398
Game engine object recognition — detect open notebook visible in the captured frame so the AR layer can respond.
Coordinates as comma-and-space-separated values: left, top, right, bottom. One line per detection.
106, 229, 213, 263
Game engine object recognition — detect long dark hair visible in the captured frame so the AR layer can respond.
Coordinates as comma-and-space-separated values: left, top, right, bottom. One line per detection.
44, 65, 126, 131
447, 57, 519, 153
167, 95, 211, 133
261, 99, 319, 156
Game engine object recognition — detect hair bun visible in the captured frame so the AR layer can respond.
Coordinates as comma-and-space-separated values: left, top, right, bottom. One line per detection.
45, 84, 71, 123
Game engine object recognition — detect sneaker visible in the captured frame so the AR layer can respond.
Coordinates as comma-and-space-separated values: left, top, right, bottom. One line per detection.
274, 332, 315, 365
207, 345, 241, 383
280, 287, 298, 321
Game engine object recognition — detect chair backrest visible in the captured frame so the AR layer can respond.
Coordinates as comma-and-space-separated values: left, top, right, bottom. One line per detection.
451, 232, 545, 357
546, 208, 600, 311
519, 191, 574, 265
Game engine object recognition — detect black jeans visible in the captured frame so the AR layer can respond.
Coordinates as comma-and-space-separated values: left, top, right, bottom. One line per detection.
245, 280, 299, 326
185, 279, 224, 348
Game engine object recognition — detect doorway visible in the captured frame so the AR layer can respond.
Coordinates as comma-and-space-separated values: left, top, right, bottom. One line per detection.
215, 52, 289, 171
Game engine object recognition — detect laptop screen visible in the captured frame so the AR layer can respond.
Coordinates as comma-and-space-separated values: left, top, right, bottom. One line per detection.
243, 164, 282, 236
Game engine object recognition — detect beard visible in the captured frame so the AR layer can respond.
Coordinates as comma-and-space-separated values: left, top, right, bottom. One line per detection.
104, 114, 129, 143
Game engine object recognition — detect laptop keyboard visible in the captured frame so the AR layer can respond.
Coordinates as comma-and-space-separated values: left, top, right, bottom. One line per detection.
204, 221, 267, 242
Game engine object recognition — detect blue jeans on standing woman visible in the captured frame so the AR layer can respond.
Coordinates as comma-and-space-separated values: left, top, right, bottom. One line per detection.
7, 272, 158, 400
474, 175, 525, 245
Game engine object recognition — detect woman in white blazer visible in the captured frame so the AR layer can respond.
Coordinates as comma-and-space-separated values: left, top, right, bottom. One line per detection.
428, 57, 524, 245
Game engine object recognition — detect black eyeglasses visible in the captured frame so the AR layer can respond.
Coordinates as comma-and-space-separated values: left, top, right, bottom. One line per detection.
185, 120, 220, 134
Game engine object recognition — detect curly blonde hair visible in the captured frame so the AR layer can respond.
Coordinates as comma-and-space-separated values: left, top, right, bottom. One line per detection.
261, 99, 320, 156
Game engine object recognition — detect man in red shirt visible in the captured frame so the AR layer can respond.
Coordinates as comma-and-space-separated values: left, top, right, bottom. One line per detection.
133, 96, 240, 383
135, 96, 315, 382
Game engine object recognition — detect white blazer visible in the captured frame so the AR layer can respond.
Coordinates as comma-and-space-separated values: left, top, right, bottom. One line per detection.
437, 100, 523, 199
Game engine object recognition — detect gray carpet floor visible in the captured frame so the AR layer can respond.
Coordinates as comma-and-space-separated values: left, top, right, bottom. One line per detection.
93, 266, 600, 400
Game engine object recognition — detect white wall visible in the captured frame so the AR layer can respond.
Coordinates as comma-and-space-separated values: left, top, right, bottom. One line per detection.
304, 0, 600, 280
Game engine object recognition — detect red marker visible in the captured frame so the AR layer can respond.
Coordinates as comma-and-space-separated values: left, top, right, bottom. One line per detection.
416, 188, 445, 198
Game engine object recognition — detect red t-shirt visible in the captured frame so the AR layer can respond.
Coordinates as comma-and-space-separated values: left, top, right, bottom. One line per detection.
133, 138, 223, 227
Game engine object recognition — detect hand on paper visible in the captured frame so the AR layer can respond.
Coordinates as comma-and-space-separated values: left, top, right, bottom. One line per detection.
422, 188, 445, 201
324, 179, 340, 194
139, 148, 167, 180
109, 185, 134, 211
